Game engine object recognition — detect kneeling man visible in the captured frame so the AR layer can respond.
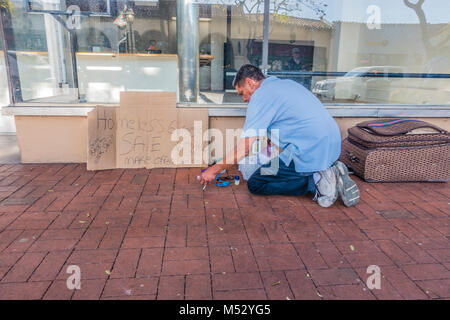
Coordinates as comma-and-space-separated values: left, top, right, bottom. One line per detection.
199, 64, 359, 207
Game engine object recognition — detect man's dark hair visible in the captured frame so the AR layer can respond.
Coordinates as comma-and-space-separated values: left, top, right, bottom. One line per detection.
232, 64, 266, 87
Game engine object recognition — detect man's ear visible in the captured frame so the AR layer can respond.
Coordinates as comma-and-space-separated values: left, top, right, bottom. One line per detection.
245, 77, 257, 89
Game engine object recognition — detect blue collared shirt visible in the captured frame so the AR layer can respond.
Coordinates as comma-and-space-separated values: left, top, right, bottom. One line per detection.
241, 76, 341, 173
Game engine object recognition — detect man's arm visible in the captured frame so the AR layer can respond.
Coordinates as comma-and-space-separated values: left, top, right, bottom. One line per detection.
199, 136, 257, 185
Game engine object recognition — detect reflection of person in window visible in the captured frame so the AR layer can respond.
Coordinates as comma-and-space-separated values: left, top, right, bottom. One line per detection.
147, 40, 161, 54
287, 47, 304, 71
286, 47, 312, 89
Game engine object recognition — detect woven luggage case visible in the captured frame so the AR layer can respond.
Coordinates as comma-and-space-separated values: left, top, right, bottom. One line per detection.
348, 119, 450, 148
340, 119, 450, 182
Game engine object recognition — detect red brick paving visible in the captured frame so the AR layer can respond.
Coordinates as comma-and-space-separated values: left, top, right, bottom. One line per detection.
0, 163, 449, 300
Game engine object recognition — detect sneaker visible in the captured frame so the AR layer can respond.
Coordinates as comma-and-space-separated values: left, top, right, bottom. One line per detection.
313, 165, 338, 208
335, 161, 360, 207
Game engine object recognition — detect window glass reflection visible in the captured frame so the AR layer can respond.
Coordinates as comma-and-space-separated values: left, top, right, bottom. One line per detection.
1, 0, 449, 105
4, 0, 177, 103
0, 25, 10, 106
195, 0, 265, 103
267, 0, 450, 104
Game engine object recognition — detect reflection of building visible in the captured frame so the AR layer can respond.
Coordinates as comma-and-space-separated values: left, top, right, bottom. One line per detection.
198, 9, 333, 91
324, 22, 450, 104
330, 22, 449, 73
10, 2, 448, 100
63, 5, 449, 100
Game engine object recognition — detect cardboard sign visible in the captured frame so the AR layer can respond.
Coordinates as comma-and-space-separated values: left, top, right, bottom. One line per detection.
116, 104, 178, 168
87, 106, 118, 170
87, 92, 208, 170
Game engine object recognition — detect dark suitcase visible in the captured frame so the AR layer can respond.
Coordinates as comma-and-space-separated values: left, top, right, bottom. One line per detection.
339, 119, 450, 182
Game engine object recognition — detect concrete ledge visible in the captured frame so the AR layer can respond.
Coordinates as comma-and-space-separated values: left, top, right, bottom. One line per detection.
15, 116, 88, 163
2, 106, 96, 116
208, 105, 450, 117
4, 104, 450, 118
8, 113, 450, 164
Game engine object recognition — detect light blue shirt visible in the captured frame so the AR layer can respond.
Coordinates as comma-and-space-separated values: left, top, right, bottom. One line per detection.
241, 76, 341, 173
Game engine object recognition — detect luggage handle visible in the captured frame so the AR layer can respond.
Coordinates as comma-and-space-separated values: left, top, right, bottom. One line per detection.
358, 119, 448, 136
363, 125, 446, 135
345, 151, 360, 163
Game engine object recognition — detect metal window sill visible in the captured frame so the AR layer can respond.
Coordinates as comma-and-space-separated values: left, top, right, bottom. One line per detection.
2, 103, 450, 118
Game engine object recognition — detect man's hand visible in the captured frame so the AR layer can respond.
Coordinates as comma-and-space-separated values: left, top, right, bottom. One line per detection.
199, 136, 255, 187
199, 165, 221, 186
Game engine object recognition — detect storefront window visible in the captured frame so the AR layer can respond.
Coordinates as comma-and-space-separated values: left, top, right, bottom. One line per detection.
3, 0, 177, 104
196, 0, 264, 103
74, 0, 178, 103
267, 0, 450, 105
1, 1, 75, 103
1, 0, 449, 106
0, 25, 8, 107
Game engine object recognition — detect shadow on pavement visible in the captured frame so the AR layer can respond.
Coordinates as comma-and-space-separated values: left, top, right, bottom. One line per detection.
0, 134, 20, 164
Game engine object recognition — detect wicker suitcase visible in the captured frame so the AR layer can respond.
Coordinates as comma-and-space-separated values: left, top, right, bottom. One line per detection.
339, 119, 450, 182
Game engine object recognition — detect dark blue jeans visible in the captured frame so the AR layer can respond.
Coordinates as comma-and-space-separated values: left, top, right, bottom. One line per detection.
247, 157, 316, 196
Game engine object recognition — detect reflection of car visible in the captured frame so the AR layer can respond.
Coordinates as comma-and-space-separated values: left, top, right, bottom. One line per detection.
313, 66, 405, 102
312, 78, 336, 100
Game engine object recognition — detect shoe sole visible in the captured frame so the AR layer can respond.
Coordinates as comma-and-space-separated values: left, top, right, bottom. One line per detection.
317, 196, 336, 208
335, 162, 360, 207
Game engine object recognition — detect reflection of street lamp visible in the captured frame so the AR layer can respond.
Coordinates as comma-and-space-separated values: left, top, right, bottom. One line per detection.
125, 7, 135, 53
126, 7, 135, 23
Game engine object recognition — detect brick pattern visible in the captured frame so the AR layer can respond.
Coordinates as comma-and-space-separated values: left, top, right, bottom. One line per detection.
0, 164, 449, 299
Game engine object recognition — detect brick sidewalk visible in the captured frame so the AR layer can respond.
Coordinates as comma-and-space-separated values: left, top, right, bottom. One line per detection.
0, 164, 449, 300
